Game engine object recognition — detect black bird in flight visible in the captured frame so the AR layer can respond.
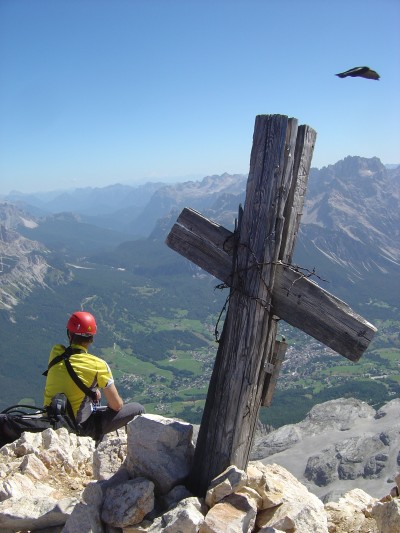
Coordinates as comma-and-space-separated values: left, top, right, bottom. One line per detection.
335, 66, 380, 80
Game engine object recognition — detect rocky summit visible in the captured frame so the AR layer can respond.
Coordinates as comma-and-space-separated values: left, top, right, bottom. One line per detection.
1, 408, 400, 532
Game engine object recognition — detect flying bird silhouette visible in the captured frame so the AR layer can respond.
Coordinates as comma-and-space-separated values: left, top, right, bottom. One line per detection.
335, 66, 380, 80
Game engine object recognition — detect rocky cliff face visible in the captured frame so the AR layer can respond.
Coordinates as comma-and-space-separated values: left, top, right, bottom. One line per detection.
0, 203, 69, 311
1, 411, 400, 532
297, 157, 400, 297
0, 204, 49, 311
252, 397, 400, 502
131, 173, 247, 236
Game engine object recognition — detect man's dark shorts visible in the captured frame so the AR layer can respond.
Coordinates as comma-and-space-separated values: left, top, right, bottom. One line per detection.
80, 402, 145, 440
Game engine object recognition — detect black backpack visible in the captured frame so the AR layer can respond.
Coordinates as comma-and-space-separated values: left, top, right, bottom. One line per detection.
0, 395, 78, 449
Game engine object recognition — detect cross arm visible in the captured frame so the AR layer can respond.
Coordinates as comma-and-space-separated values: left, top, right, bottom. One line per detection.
166, 207, 377, 361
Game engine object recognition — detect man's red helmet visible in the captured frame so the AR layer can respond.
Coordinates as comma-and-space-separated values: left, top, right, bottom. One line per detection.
67, 312, 97, 336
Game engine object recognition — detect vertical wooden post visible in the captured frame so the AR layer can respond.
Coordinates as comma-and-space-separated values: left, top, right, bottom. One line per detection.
261, 339, 288, 407
260, 125, 317, 405
188, 115, 316, 495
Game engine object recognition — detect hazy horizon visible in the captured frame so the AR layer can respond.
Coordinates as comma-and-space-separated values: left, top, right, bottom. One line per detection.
1, 156, 399, 197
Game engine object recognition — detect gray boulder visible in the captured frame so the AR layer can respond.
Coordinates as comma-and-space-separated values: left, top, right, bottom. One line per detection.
0, 496, 78, 531
125, 414, 195, 495
101, 478, 155, 528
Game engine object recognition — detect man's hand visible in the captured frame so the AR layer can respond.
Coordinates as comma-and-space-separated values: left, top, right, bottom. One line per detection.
102, 383, 123, 412
94, 389, 101, 402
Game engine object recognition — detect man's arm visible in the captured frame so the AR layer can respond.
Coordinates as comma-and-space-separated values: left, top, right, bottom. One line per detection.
102, 383, 124, 411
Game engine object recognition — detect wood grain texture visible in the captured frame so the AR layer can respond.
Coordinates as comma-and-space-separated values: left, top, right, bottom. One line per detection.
261, 339, 288, 407
188, 115, 299, 494
166, 209, 375, 360
272, 264, 376, 361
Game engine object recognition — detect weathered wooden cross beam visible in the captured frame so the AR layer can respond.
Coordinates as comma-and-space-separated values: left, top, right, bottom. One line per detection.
166, 207, 375, 361
165, 114, 377, 496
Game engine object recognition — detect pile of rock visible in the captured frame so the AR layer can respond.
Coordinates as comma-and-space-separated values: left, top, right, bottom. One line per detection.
0, 413, 400, 532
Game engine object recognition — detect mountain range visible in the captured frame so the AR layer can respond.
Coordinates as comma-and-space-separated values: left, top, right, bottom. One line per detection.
0, 156, 399, 421
2, 156, 398, 308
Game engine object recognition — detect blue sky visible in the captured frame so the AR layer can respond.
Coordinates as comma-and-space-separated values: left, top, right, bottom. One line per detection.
0, 0, 399, 194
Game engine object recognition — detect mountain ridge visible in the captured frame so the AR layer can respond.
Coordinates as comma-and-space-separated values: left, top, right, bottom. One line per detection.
0, 155, 399, 423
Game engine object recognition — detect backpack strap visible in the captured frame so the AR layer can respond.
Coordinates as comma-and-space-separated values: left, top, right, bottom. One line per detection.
43, 345, 78, 374
43, 346, 98, 402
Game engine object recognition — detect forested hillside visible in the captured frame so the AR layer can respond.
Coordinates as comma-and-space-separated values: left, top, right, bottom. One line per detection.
0, 157, 399, 427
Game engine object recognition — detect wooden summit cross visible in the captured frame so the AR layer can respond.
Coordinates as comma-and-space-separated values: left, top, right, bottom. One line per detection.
165, 114, 377, 496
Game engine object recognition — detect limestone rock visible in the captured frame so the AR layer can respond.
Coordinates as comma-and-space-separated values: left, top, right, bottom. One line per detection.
200, 490, 258, 533
13, 431, 42, 456
324, 488, 378, 533
305, 431, 393, 489
0, 470, 55, 502
252, 423, 302, 459
62, 501, 104, 533
0, 496, 78, 531
125, 414, 195, 495
160, 484, 193, 511
257, 526, 285, 533
252, 462, 329, 533
371, 497, 400, 533
64, 470, 132, 532
246, 463, 284, 509
101, 477, 155, 528
0, 426, 96, 528
1, 409, 400, 532
301, 398, 376, 433
205, 465, 248, 507
145, 497, 206, 533
0, 472, 36, 501
20, 453, 49, 479
93, 432, 128, 480
305, 447, 340, 487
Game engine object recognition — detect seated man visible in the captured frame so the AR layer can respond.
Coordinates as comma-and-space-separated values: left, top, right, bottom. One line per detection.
44, 311, 144, 440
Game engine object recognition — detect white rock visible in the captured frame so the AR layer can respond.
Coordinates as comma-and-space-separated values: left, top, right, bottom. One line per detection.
14, 431, 42, 457
20, 453, 49, 480
200, 490, 258, 533
81, 481, 106, 508
251, 462, 329, 533
371, 497, 400, 533
122, 520, 154, 532
125, 414, 194, 495
205, 465, 248, 507
157, 496, 206, 532
126, 497, 206, 533
62, 501, 104, 533
257, 526, 285, 533
101, 478, 155, 528
246, 462, 284, 509
0, 460, 20, 474
72, 434, 96, 467
42, 427, 61, 449
0, 472, 36, 501
0, 496, 77, 531
93, 433, 128, 480
324, 488, 378, 533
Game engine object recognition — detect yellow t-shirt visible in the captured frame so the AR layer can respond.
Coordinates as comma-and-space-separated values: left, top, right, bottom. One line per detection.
43, 344, 114, 424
